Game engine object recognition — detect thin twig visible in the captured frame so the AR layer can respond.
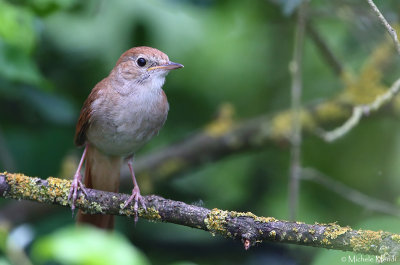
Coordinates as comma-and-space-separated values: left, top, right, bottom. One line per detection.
318, 77, 400, 142
2, 172, 400, 256
301, 168, 400, 217
288, 0, 308, 221
365, 0, 400, 55
307, 22, 343, 76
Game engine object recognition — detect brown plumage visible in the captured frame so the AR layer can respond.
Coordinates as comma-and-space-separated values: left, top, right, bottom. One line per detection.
69, 47, 183, 229
74, 80, 102, 147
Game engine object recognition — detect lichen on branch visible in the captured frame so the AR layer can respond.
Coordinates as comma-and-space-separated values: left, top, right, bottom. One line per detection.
1, 172, 400, 257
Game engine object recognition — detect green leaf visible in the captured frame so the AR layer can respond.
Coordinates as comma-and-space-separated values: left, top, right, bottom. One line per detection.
31, 226, 150, 265
0, 42, 46, 86
24, 0, 78, 17
0, 0, 36, 53
0, 0, 47, 87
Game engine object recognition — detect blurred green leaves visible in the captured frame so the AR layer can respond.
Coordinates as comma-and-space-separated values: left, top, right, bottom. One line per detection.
32, 226, 150, 265
0, 0, 45, 86
0, 259, 12, 265
0, 1, 35, 53
23, 0, 77, 17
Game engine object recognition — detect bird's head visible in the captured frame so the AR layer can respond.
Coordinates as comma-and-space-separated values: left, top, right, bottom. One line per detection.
113, 46, 183, 86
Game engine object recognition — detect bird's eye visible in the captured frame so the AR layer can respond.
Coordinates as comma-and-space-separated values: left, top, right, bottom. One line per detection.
137, 57, 147, 67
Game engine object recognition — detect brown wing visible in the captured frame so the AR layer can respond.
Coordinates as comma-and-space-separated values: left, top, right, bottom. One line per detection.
74, 80, 104, 146
74, 100, 91, 146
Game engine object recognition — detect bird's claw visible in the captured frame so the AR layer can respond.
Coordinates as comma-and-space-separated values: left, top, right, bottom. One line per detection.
122, 186, 147, 223
68, 173, 87, 213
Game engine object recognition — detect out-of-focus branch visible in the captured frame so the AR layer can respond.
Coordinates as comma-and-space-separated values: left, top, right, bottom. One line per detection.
288, 0, 307, 221
365, 0, 400, 55
307, 22, 344, 76
317, 77, 400, 142
301, 168, 400, 217
2, 172, 400, 256
316, 0, 400, 143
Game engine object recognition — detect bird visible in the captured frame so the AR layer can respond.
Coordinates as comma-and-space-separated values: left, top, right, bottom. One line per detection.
68, 46, 183, 229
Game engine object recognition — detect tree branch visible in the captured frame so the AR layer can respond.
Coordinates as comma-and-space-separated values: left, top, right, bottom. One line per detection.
317, 77, 400, 142
306, 22, 344, 76
288, 0, 307, 221
365, 0, 400, 56
2, 172, 400, 257
300, 168, 400, 217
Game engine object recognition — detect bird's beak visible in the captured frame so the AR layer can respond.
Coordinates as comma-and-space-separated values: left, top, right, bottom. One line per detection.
148, 61, 184, 71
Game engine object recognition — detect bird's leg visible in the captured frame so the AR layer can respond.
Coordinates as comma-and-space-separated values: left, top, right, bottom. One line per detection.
68, 145, 89, 212
123, 159, 147, 222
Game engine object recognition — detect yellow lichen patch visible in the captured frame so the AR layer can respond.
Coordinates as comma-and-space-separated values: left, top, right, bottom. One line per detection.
391, 234, 400, 243
46, 177, 71, 206
84, 201, 104, 214
256, 216, 278, 223
339, 40, 393, 106
229, 211, 277, 223
204, 103, 235, 137
309, 229, 316, 235
340, 71, 387, 105
139, 207, 161, 221
315, 101, 350, 122
230, 211, 255, 218
270, 110, 315, 140
204, 208, 229, 237
5, 172, 43, 200
321, 238, 331, 245
269, 230, 276, 239
118, 204, 161, 221
323, 224, 352, 240
4, 173, 76, 207
157, 158, 187, 179
350, 229, 383, 253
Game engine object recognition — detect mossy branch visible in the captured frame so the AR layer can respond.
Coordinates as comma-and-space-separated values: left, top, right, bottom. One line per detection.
2, 172, 400, 257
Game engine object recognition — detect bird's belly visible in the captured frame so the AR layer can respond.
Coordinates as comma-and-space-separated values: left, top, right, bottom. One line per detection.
87, 109, 167, 157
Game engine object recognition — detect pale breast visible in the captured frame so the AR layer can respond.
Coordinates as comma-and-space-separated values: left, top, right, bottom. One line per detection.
87, 87, 169, 157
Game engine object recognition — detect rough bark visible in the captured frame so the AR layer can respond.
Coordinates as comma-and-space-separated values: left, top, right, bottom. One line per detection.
2, 172, 400, 258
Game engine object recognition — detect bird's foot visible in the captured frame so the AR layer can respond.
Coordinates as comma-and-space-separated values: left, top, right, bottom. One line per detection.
68, 172, 88, 213
122, 186, 147, 223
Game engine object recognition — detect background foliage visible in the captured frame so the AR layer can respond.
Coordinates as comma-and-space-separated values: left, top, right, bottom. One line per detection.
1, 0, 400, 264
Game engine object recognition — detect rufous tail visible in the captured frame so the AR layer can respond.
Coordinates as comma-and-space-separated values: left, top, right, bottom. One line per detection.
77, 144, 122, 229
